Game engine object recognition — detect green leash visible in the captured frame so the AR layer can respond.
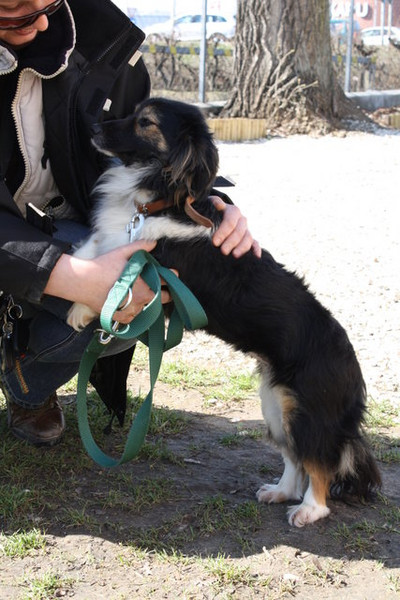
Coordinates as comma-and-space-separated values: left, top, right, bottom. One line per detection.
76, 250, 208, 467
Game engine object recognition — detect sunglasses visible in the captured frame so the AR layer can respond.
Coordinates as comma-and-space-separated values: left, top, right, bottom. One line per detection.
0, 0, 64, 30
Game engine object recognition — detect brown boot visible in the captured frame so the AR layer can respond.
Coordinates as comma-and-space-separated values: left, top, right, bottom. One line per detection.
7, 392, 65, 447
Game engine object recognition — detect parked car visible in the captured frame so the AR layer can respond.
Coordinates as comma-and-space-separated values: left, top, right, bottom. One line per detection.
360, 26, 400, 46
144, 14, 236, 41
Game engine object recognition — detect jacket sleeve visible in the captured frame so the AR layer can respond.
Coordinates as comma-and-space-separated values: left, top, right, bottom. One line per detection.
0, 204, 70, 303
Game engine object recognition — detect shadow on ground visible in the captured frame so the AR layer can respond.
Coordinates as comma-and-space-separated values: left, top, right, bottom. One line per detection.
1, 393, 399, 570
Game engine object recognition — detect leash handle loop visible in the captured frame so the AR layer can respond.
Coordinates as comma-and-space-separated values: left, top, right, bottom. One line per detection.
76, 250, 207, 467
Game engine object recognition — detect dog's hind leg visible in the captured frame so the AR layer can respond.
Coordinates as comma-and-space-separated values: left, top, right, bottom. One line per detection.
287, 462, 331, 527
257, 369, 306, 504
257, 451, 305, 504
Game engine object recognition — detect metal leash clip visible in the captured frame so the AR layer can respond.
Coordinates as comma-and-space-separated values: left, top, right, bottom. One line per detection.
97, 320, 130, 345
126, 212, 145, 242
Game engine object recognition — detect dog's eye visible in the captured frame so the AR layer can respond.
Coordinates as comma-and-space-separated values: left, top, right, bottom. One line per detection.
138, 117, 153, 128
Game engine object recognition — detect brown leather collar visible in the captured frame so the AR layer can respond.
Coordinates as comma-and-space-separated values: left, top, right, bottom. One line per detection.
136, 198, 174, 216
136, 196, 213, 229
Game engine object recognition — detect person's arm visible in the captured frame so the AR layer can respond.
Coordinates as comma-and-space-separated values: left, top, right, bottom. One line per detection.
0, 210, 70, 302
44, 241, 172, 324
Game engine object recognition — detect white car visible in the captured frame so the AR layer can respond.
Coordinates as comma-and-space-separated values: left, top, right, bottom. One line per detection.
361, 26, 400, 46
144, 14, 235, 41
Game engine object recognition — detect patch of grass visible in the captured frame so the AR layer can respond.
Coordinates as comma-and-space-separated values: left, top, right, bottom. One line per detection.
220, 427, 263, 447
259, 464, 276, 476
301, 557, 347, 587
366, 397, 399, 430
134, 478, 176, 510
156, 548, 194, 566
134, 344, 257, 403
96, 477, 178, 514
388, 573, 400, 594
138, 440, 184, 465
364, 397, 400, 464
380, 502, 400, 533
146, 401, 188, 436
0, 484, 37, 520
60, 505, 100, 530
61, 374, 78, 394
207, 372, 257, 403
20, 571, 73, 600
0, 529, 46, 558
331, 522, 376, 556
195, 495, 262, 537
128, 496, 263, 554
368, 432, 400, 464
111, 392, 188, 440
204, 553, 252, 586
203, 553, 275, 595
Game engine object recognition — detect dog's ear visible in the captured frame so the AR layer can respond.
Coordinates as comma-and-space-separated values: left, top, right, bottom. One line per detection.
166, 122, 219, 205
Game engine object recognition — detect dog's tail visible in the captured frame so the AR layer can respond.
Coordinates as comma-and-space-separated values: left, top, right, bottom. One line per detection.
330, 435, 382, 501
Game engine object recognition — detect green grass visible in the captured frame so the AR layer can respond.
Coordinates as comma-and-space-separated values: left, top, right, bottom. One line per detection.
132, 342, 257, 404
364, 396, 400, 464
220, 427, 263, 447
204, 553, 252, 585
366, 397, 399, 430
0, 529, 46, 558
98, 477, 176, 513
159, 360, 256, 403
19, 571, 73, 600
1, 349, 400, 598
126, 495, 263, 554
332, 522, 376, 555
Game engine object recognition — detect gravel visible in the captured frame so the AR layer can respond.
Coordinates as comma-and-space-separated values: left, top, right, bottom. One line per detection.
167, 129, 400, 409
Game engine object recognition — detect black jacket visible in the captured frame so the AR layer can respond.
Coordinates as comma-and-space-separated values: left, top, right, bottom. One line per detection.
0, 0, 150, 303
0, 0, 150, 423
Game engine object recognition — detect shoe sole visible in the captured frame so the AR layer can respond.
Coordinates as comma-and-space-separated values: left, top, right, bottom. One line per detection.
9, 427, 64, 448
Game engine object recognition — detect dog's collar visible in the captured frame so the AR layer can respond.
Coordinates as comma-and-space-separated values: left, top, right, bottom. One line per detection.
127, 196, 214, 242
136, 198, 175, 216
136, 196, 213, 229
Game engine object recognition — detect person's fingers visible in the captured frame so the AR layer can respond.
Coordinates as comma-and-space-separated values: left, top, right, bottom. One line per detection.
218, 216, 248, 256
212, 202, 242, 249
210, 195, 226, 212
113, 276, 154, 323
112, 266, 178, 322
161, 289, 172, 304
251, 240, 262, 259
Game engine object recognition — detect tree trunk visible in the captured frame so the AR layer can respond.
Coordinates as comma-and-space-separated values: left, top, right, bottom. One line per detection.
223, 0, 365, 128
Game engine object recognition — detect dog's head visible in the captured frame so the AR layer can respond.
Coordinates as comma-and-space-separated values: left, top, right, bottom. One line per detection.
93, 98, 219, 205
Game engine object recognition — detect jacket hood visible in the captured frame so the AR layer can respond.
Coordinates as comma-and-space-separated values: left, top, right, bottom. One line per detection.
0, 1, 75, 78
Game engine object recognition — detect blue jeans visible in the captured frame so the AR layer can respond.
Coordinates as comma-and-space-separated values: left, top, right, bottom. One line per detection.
0, 220, 135, 408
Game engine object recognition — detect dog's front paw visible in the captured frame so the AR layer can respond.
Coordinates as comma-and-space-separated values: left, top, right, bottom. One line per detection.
67, 303, 97, 331
287, 502, 330, 527
256, 479, 303, 504
257, 483, 292, 504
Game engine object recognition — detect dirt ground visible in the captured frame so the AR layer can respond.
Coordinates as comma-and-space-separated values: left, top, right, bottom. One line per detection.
1, 357, 399, 600
1, 129, 400, 599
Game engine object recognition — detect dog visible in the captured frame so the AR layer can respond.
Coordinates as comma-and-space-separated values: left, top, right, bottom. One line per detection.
67, 97, 381, 527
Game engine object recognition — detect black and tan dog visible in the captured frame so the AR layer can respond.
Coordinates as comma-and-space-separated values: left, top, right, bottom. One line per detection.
67, 98, 381, 526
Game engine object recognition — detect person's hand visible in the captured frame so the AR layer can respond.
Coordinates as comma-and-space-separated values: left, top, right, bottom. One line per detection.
45, 241, 176, 325
210, 196, 261, 258
111, 253, 177, 325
